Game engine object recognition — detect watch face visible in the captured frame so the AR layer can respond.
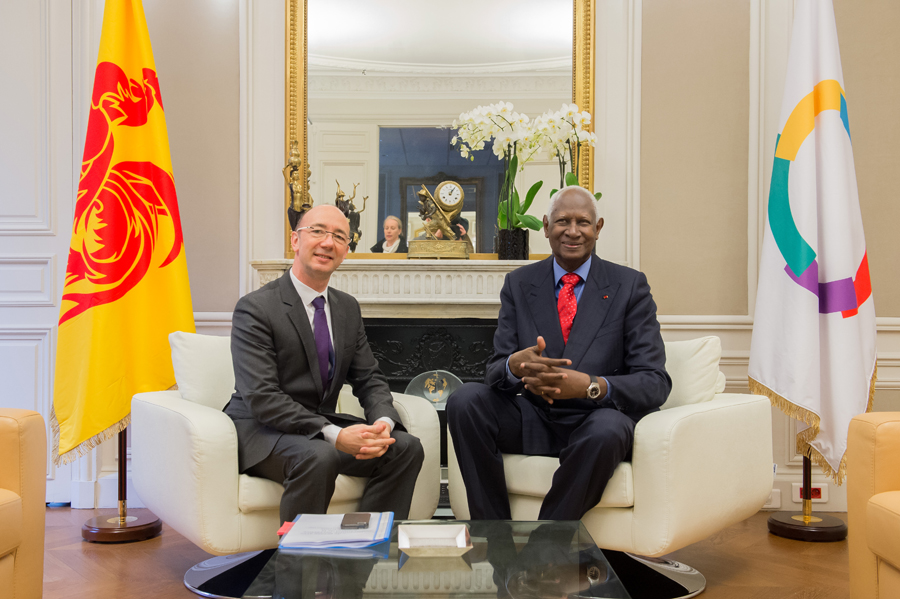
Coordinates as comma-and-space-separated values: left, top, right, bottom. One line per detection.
438, 182, 463, 206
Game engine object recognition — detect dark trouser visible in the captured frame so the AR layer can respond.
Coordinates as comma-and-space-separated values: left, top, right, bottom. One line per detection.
447, 382, 634, 521
246, 430, 424, 523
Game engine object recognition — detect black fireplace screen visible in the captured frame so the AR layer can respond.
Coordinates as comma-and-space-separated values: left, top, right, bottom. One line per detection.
364, 317, 497, 393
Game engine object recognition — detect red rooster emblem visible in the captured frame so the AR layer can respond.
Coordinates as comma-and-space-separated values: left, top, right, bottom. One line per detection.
60, 62, 184, 325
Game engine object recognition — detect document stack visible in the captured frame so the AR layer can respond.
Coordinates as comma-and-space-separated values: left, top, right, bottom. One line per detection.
278, 512, 393, 558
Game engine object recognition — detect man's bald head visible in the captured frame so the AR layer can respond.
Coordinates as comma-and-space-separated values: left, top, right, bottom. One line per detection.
296, 204, 350, 231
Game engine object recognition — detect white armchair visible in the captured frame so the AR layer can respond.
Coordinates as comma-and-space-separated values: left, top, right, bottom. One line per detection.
131, 332, 441, 557
448, 336, 773, 586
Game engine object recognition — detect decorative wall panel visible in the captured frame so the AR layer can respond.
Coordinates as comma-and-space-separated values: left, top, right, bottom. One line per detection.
0, 0, 52, 234
0, 255, 55, 306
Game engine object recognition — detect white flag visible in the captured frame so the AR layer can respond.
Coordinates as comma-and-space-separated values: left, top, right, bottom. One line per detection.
748, 0, 875, 484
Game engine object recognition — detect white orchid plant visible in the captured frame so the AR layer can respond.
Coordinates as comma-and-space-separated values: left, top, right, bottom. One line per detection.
533, 103, 600, 194
451, 102, 544, 231
451, 102, 600, 232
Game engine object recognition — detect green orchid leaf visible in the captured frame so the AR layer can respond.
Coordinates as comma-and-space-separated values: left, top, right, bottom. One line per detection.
550, 188, 558, 198
594, 192, 602, 200
511, 188, 521, 216
522, 180, 543, 213
565, 171, 579, 187
518, 214, 543, 231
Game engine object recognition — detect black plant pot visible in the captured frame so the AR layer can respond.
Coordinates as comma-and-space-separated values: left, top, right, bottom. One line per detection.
496, 228, 529, 260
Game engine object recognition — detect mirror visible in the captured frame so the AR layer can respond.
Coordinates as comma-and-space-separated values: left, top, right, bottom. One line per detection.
284, 0, 595, 257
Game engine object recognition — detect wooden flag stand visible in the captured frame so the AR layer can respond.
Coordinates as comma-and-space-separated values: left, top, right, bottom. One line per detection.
767, 455, 847, 542
81, 429, 162, 542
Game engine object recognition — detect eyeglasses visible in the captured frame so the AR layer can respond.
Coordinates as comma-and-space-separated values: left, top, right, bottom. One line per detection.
294, 226, 350, 246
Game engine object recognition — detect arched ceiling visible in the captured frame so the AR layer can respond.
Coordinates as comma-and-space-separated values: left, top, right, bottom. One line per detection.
308, 0, 572, 74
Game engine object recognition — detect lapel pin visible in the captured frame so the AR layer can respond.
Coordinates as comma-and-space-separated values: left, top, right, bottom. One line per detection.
603, 295, 609, 300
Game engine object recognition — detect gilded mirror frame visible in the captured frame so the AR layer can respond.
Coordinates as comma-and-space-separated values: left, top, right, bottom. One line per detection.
283, 0, 595, 258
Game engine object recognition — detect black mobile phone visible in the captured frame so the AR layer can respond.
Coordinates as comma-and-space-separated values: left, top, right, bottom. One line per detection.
340, 512, 370, 529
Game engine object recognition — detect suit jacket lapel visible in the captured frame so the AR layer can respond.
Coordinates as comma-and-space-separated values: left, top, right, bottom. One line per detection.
563, 257, 619, 368
279, 272, 325, 398
522, 258, 566, 358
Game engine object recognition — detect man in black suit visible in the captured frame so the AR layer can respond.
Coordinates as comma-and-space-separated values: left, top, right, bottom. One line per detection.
224, 205, 424, 523
447, 186, 671, 521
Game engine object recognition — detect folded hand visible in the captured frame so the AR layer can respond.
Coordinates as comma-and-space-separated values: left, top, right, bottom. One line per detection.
509, 336, 571, 380
336, 422, 395, 460
523, 368, 594, 404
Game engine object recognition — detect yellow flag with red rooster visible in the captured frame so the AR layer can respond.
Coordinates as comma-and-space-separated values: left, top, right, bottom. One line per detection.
52, 0, 194, 465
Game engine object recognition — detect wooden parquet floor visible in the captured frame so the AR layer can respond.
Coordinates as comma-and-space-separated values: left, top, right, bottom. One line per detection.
43, 507, 849, 598
667, 512, 849, 599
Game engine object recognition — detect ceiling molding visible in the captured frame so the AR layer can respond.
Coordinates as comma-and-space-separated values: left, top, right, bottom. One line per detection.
308, 53, 571, 76
309, 75, 571, 100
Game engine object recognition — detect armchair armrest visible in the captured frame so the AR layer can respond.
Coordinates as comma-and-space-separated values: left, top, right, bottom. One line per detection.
131, 391, 243, 553
391, 393, 441, 520
629, 394, 773, 555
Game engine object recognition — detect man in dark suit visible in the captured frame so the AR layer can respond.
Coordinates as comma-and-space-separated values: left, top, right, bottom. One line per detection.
447, 186, 671, 520
224, 205, 424, 523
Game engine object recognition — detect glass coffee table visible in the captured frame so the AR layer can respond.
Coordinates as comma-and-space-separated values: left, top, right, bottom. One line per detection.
186, 520, 632, 598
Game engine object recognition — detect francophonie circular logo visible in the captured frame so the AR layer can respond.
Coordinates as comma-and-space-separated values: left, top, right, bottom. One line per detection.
768, 79, 871, 318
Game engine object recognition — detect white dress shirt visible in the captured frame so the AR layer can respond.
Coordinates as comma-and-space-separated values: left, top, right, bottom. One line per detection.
289, 269, 395, 445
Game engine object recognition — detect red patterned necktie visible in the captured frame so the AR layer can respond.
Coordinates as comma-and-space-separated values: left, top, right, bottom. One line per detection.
558, 273, 581, 344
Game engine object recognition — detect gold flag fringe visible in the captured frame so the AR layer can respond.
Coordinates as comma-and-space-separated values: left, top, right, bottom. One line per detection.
748, 376, 821, 433
749, 363, 877, 487
50, 404, 131, 467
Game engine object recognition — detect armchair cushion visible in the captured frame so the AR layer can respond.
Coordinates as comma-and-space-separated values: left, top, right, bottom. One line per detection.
237, 473, 367, 513
169, 331, 235, 410
0, 489, 22, 559
867, 491, 900, 570
502, 455, 633, 507
661, 336, 725, 409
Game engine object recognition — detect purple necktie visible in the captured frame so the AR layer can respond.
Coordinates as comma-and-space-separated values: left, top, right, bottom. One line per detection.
311, 296, 334, 389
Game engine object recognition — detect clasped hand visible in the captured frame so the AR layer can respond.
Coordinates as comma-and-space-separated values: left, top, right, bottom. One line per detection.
336, 422, 395, 460
509, 336, 592, 404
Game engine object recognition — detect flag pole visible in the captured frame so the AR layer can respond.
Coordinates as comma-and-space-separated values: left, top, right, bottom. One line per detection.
767, 456, 847, 542
81, 429, 162, 542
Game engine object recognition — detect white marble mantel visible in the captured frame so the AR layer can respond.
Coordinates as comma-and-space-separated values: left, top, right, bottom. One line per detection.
251, 258, 539, 319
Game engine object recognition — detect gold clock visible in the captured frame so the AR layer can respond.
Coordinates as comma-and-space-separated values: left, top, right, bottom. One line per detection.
434, 180, 464, 218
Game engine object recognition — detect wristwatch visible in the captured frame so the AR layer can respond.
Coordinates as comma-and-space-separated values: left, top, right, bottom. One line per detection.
587, 375, 603, 400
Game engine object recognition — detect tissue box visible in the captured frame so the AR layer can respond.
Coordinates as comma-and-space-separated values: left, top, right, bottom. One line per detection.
397, 524, 473, 557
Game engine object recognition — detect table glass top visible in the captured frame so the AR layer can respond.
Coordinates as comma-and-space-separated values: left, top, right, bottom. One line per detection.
241, 520, 631, 599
